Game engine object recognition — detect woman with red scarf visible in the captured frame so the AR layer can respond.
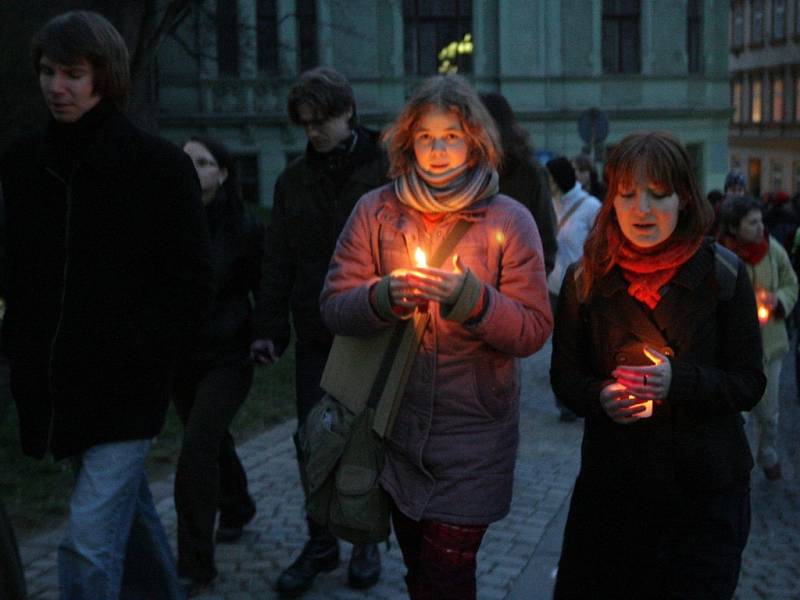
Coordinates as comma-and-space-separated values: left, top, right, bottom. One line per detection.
719, 195, 798, 482
550, 132, 766, 599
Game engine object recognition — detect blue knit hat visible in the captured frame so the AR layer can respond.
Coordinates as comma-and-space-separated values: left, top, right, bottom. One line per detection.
724, 170, 746, 192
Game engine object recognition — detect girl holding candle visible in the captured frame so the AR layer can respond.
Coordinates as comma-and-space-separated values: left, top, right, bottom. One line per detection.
550, 131, 766, 599
718, 195, 798, 482
320, 75, 552, 600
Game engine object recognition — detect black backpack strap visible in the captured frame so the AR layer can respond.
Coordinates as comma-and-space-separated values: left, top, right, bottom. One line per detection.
714, 243, 739, 302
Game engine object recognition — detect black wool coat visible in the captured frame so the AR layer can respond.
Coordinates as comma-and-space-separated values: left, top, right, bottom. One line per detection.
0, 102, 214, 459
253, 126, 387, 351
549, 239, 765, 596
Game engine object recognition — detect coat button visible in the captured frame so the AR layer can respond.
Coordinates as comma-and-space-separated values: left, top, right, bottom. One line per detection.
662, 347, 674, 358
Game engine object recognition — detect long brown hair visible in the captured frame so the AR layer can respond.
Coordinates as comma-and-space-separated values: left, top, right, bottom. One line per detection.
383, 75, 501, 179
578, 131, 713, 301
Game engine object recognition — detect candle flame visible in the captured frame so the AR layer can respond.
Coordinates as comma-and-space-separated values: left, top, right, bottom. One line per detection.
757, 304, 770, 324
643, 347, 663, 365
415, 247, 427, 268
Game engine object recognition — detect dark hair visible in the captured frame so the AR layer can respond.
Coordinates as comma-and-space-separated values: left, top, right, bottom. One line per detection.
546, 156, 576, 194
31, 11, 130, 109
571, 153, 605, 199
383, 75, 501, 178
287, 67, 357, 128
719, 195, 762, 237
579, 131, 713, 301
479, 92, 531, 173
187, 136, 241, 202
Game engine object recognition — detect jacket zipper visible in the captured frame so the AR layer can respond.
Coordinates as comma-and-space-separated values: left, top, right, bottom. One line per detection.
44, 167, 73, 454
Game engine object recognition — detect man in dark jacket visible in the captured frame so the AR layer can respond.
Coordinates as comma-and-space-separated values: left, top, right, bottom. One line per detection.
0, 12, 213, 599
251, 67, 387, 596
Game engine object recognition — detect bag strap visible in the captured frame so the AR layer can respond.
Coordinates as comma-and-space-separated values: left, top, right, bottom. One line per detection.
556, 196, 586, 233
369, 218, 475, 435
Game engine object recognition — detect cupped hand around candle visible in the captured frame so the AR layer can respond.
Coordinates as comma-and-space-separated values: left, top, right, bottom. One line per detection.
598, 382, 649, 425
611, 345, 672, 401
388, 268, 430, 311
405, 254, 467, 305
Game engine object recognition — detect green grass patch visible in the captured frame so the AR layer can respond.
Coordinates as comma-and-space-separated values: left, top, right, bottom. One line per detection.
0, 346, 296, 537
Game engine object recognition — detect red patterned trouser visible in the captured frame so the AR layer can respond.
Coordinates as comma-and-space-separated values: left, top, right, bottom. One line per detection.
391, 503, 488, 600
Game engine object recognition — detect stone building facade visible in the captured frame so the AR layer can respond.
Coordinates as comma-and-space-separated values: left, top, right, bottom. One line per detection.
156, 0, 731, 205
729, 0, 800, 197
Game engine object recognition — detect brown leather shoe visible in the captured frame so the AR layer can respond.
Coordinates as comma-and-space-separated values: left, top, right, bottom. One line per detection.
763, 462, 782, 481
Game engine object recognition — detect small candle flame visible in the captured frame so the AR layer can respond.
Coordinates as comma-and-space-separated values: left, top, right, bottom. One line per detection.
415, 247, 427, 268
757, 304, 770, 324
643, 347, 663, 365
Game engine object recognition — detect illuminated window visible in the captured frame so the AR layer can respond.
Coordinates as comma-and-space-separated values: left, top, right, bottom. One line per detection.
731, 1, 744, 48
773, 0, 787, 40
796, 75, 800, 121
752, 78, 763, 123
602, 0, 641, 74
217, 0, 239, 75
297, 0, 317, 71
404, 0, 473, 75
687, 0, 702, 73
752, 0, 764, 45
257, 0, 278, 74
732, 80, 742, 122
772, 76, 784, 122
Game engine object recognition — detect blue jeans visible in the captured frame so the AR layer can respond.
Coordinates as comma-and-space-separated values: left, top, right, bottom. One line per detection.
58, 439, 185, 600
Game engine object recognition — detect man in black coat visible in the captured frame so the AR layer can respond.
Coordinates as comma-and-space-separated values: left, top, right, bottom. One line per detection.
251, 67, 387, 597
0, 11, 213, 599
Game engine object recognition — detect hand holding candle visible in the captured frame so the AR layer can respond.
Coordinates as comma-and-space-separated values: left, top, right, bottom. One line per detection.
755, 289, 776, 325
610, 345, 672, 419
407, 251, 468, 305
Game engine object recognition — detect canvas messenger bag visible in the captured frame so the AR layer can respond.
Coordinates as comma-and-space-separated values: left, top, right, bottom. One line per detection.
298, 219, 474, 544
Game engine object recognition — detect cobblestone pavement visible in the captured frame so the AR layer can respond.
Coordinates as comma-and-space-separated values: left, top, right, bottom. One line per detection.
17, 338, 800, 598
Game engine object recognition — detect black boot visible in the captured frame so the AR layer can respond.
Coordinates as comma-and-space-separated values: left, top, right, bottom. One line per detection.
348, 542, 381, 589
275, 518, 339, 597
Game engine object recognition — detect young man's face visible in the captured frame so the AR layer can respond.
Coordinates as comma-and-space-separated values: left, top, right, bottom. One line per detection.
39, 55, 101, 123
295, 103, 353, 154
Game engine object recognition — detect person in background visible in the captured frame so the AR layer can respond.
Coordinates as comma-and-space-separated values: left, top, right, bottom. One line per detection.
551, 131, 765, 599
250, 67, 386, 597
762, 191, 799, 253
545, 156, 601, 422
173, 136, 264, 594
320, 73, 552, 600
479, 91, 557, 274
719, 195, 798, 481
724, 170, 747, 199
572, 152, 606, 201
0, 188, 26, 600
0, 11, 213, 599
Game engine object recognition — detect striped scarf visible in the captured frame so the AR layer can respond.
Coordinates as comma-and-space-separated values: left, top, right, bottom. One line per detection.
394, 162, 499, 214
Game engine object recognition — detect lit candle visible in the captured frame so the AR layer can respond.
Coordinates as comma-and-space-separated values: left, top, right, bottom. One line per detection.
757, 304, 770, 324
631, 347, 662, 419
414, 247, 427, 268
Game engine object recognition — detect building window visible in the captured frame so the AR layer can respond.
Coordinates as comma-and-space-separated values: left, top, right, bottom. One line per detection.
403, 0, 473, 75
602, 0, 641, 74
796, 74, 800, 121
257, 0, 278, 74
687, 0, 702, 73
749, 157, 762, 197
752, 78, 763, 123
731, 1, 744, 48
794, 161, 800, 194
770, 159, 784, 191
216, 0, 239, 75
297, 0, 317, 72
773, 0, 787, 40
234, 155, 259, 204
772, 76, 784, 122
751, 0, 764, 45
732, 80, 743, 122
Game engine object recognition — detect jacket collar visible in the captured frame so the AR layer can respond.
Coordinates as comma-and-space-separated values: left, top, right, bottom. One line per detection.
42, 101, 133, 178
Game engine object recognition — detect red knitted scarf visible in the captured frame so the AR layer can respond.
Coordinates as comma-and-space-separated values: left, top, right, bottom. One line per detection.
719, 233, 769, 265
613, 230, 703, 310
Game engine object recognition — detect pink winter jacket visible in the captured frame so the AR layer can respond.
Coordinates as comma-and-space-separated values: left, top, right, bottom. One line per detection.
320, 184, 552, 524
